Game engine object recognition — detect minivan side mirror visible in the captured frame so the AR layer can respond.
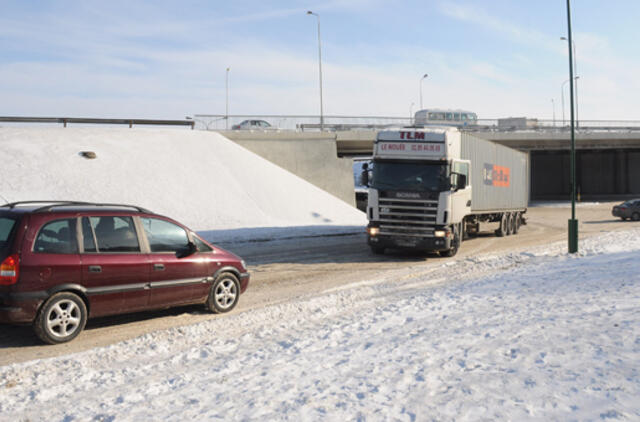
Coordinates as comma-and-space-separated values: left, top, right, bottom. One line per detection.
177, 241, 198, 258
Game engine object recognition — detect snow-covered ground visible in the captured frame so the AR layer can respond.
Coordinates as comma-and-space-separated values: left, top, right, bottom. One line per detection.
0, 127, 366, 242
1, 229, 638, 421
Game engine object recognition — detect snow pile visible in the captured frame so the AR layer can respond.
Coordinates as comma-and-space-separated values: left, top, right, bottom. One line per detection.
1, 229, 639, 420
0, 127, 365, 240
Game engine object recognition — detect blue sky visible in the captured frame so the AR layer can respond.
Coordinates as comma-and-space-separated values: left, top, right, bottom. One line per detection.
2, 0, 639, 120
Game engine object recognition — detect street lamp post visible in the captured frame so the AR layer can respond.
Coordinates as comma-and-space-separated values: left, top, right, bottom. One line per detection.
225, 67, 230, 130
561, 36, 579, 128
307, 11, 324, 131
409, 102, 415, 125
561, 78, 570, 126
565, 0, 578, 253
561, 76, 578, 127
551, 98, 556, 127
419, 73, 428, 110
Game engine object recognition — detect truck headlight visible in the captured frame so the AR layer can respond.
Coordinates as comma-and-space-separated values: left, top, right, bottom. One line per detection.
434, 230, 447, 238
368, 227, 380, 236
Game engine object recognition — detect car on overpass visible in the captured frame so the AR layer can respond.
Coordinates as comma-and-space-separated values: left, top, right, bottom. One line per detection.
232, 119, 273, 130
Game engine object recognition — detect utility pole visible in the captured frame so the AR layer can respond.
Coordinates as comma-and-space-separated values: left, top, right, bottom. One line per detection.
225, 67, 230, 130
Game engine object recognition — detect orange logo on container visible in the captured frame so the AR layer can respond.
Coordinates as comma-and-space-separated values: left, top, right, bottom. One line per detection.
483, 164, 510, 187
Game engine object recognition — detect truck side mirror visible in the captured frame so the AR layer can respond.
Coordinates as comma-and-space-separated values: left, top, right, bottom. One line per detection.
457, 174, 467, 190
359, 163, 370, 186
360, 170, 369, 186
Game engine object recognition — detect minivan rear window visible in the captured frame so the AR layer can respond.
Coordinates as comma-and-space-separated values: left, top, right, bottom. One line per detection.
0, 217, 17, 251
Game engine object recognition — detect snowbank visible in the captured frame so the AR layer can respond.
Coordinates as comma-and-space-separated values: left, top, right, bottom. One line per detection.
1, 229, 638, 420
0, 127, 366, 240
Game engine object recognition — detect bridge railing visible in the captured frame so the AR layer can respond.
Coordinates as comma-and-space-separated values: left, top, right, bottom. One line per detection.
4, 114, 640, 133
0, 116, 195, 129
193, 114, 640, 132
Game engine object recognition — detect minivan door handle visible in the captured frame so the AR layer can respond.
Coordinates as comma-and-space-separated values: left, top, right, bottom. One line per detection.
88, 265, 102, 273
153, 264, 165, 271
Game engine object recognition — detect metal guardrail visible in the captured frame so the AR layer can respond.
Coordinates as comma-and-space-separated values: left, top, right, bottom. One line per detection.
0, 116, 195, 129
4, 114, 640, 133
193, 114, 640, 133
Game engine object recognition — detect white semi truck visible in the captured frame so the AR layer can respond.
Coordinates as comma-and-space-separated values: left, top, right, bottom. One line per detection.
361, 127, 528, 256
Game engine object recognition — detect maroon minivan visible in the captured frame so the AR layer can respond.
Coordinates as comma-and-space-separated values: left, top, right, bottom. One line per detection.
0, 201, 250, 344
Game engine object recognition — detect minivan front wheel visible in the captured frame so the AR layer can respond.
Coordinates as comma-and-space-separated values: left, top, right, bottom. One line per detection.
34, 292, 87, 344
206, 273, 240, 314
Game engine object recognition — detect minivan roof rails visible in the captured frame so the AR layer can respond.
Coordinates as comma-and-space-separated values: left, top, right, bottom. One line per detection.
1, 201, 152, 213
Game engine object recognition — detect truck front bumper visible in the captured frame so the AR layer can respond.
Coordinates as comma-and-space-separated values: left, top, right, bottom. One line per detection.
368, 234, 451, 252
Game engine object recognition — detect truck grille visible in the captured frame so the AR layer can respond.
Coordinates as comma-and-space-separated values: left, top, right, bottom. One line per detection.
378, 197, 438, 237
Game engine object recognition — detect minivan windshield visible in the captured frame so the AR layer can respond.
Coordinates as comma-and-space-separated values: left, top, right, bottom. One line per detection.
0, 217, 17, 252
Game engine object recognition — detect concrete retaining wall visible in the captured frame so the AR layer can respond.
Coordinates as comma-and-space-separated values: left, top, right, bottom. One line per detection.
221, 131, 356, 206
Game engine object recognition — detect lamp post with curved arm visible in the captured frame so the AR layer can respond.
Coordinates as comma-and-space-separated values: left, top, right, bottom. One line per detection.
419, 73, 428, 110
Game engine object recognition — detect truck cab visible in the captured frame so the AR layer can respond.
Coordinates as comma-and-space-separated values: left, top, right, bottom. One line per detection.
363, 127, 526, 256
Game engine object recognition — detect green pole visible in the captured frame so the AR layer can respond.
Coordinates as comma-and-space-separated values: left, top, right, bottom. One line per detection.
566, 0, 578, 253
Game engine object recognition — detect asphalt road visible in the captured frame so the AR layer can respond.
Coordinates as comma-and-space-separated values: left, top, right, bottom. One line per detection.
1, 201, 636, 365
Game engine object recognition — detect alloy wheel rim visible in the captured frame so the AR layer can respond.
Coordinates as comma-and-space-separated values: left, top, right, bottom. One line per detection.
46, 299, 81, 338
214, 279, 237, 309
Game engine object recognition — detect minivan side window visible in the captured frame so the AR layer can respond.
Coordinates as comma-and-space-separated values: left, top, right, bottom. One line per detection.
89, 216, 140, 253
34, 219, 78, 254
0, 217, 17, 251
141, 218, 189, 253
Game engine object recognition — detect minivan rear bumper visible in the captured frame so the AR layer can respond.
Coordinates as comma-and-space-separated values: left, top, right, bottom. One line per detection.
0, 293, 41, 323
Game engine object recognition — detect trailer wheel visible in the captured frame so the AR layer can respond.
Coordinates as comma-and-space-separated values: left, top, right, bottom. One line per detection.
495, 213, 507, 237
632, 212, 640, 221
508, 213, 517, 235
513, 212, 521, 234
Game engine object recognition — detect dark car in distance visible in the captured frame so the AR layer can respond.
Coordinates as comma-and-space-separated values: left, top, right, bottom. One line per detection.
0, 201, 250, 344
612, 199, 640, 221
231, 119, 273, 130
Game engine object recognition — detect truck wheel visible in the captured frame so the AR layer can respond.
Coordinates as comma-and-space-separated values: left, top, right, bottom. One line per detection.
508, 213, 517, 235
495, 214, 507, 237
34, 292, 87, 344
512, 212, 521, 234
441, 224, 460, 257
371, 245, 386, 255
632, 212, 640, 221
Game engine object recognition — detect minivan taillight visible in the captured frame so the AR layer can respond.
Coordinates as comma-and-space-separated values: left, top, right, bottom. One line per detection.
0, 254, 19, 285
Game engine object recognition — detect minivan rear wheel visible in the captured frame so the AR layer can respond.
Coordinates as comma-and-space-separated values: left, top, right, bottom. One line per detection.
34, 292, 87, 344
206, 273, 240, 314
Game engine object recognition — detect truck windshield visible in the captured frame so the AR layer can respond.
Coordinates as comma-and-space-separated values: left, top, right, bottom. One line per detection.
0, 217, 17, 252
371, 162, 449, 192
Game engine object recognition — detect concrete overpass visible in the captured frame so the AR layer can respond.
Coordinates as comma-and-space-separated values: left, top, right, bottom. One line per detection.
222, 128, 640, 205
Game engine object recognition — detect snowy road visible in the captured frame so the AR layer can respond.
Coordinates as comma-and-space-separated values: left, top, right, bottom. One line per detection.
0, 226, 639, 420
0, 202, 638, 367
